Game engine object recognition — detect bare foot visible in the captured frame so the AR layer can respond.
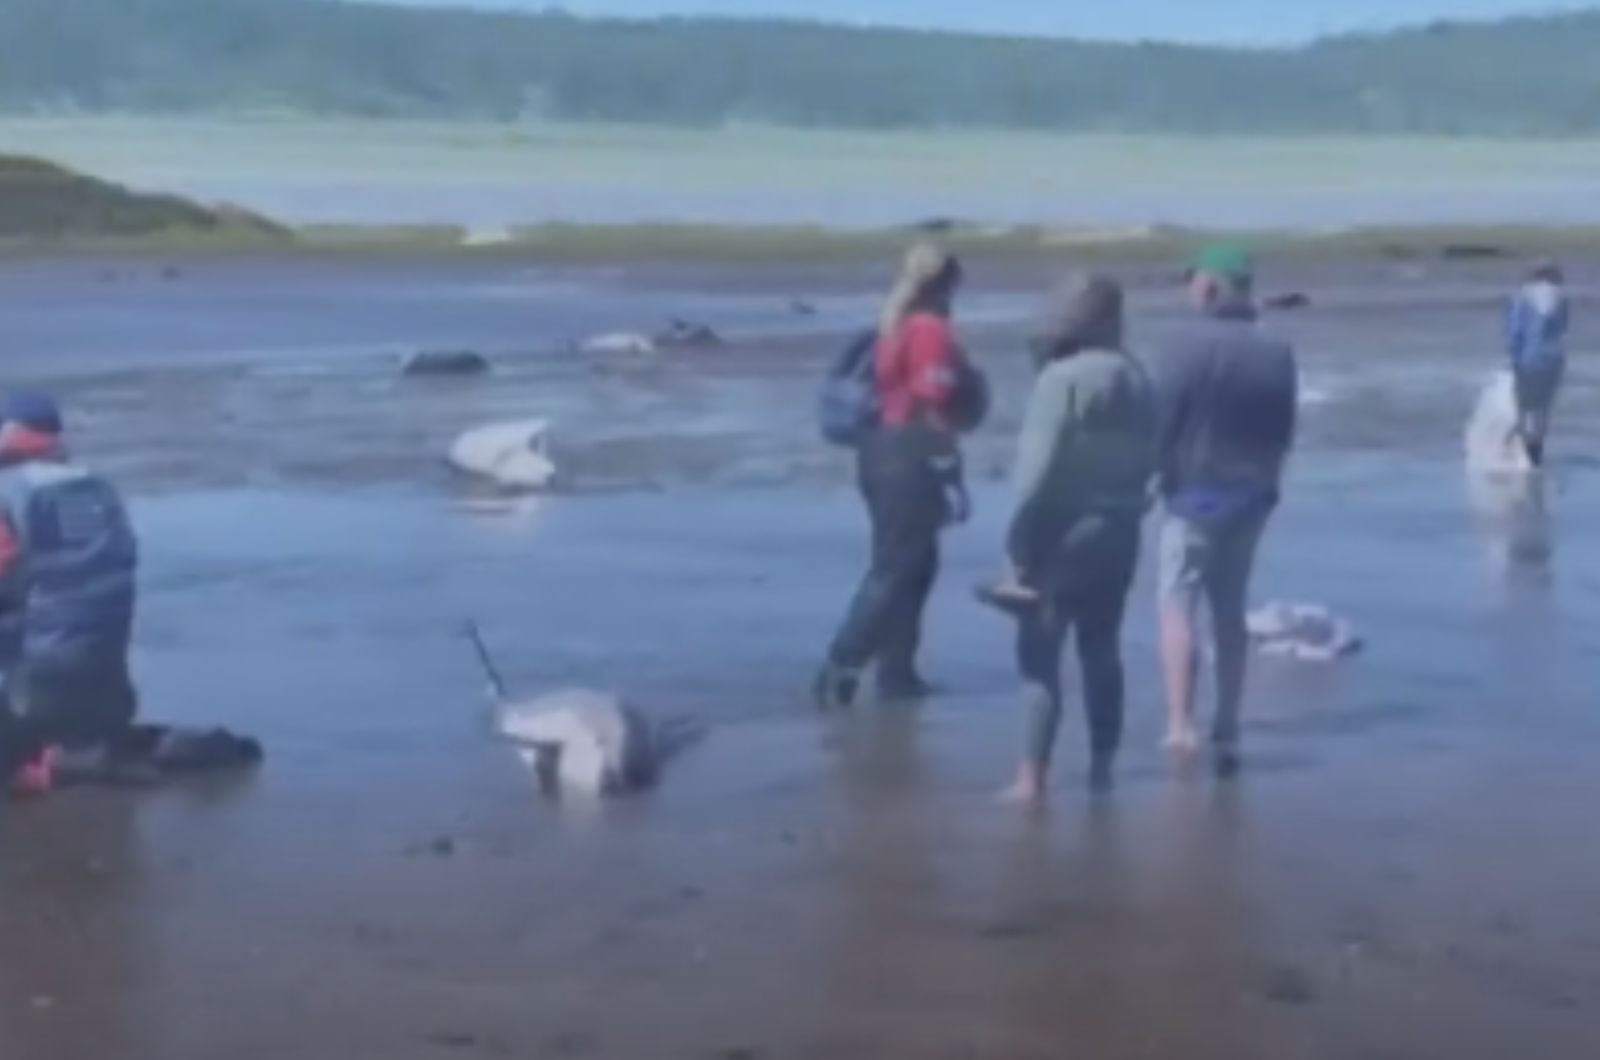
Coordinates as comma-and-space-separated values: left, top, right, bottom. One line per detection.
998, 766, 1047, 806
1163, 724, 1201, 756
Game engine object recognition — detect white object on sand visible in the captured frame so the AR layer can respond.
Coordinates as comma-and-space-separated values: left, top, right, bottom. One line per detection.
1464, 371, 1532, 474
461, 227, 514, 247
578, 332, 657, 357
497, 689, 676, 796
447, 418, 558, 491
1247, 602, 1363, 663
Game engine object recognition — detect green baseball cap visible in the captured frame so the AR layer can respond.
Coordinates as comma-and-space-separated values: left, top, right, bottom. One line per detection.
1189, 243, 1255, 281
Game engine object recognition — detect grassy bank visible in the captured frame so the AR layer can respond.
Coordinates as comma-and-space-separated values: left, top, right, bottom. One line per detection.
0, 153, 285, 245
1, 139, 1595, 264
423, 222, 1600, 265
10, 220, 1596, 268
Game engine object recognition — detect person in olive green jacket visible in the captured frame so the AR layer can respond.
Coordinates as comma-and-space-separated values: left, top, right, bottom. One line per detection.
992, 273, 1157, 803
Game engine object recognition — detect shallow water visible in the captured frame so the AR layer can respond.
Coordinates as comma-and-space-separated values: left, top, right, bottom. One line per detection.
13, 118, 1600, 229
3, 259, 1600, 1057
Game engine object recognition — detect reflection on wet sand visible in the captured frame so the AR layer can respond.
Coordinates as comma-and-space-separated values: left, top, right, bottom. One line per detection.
0, 798, 155, 1059
816, 707, 938, 1053
806, 701, 1279, 1055
1467, 467, 1554, 580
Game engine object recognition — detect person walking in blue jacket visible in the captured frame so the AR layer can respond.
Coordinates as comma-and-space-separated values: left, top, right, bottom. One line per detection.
1506, 262, 1571, 468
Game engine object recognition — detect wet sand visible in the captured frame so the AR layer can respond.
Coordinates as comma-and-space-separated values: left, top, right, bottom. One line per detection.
2, 254, 1600, 1058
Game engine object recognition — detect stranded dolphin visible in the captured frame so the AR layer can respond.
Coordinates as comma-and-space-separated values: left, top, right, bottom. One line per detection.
463, 622, 701, 797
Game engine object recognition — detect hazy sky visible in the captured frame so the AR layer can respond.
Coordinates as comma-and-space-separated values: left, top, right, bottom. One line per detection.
388, 1, 1596, 43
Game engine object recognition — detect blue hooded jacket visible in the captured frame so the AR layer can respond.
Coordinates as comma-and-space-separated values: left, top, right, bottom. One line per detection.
1506, 280, 1569, 371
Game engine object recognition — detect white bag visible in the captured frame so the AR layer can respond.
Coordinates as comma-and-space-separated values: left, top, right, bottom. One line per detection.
1464, 371, 1531, 474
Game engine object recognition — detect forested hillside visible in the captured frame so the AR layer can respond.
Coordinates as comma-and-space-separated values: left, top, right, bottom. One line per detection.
2, 0, 1599, 134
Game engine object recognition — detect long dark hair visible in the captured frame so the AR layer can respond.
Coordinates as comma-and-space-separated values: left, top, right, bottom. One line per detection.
1032, 272, 1124, 368
1529, 260, 1565, 285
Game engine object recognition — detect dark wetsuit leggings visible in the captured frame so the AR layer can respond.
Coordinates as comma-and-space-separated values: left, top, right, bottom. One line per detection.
1016, 515, 1140, 770
0, 654, 137, 778
1514, 359, 1564, 464
827, 428, 948, 687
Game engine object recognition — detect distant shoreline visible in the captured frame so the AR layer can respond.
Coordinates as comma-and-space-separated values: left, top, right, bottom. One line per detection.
9, 117, 1600, 234
8, 116, 1600, 264
5, 221, 1599, 268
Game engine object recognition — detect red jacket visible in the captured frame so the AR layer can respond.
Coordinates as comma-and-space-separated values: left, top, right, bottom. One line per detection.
876, 313, 959, 429
0, 427, 62, 580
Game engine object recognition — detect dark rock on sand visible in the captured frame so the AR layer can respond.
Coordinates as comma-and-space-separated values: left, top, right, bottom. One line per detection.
422, 1030, 480, 1050
979, 916, 1054, 942
656, 318, 725, 350
1260, 965, 1318, 1006
1265, 292, 1313, 311
1441, 243, 1512, 261
403, 350, 492, 377
403, 836, 457, 859
539, 1029, 600, 1057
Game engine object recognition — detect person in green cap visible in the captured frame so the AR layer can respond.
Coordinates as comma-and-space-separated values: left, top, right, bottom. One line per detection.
1153, 244, 1298, 771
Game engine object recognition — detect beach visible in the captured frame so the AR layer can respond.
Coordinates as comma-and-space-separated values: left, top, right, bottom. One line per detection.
0, 246, 1597, 1057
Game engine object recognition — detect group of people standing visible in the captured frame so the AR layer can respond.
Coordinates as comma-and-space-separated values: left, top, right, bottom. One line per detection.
814, 241, 1301, 803
815, 243, 1576, 804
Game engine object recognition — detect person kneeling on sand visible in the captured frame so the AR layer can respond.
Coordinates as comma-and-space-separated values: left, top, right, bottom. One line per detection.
0, 392, 141, 795
981, 274, 1157, 803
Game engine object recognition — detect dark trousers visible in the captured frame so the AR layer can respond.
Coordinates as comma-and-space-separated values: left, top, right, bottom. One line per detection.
1016, 515, 1140, 769
1513, 359, 1564, 463
827, 429, 947, 687
0, 653, 138, 779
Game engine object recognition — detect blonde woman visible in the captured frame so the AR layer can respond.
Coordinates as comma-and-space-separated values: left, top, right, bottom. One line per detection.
815, 245, 973, 709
